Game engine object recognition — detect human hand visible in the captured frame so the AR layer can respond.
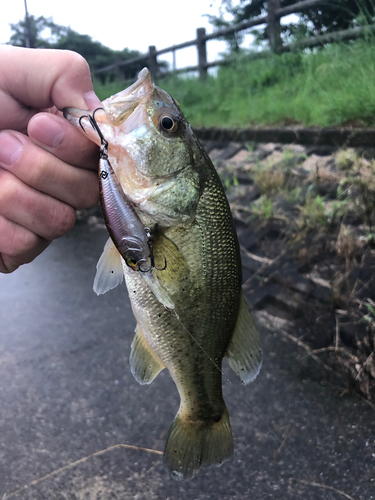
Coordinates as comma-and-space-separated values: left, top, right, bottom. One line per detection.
0, 45, 102, 273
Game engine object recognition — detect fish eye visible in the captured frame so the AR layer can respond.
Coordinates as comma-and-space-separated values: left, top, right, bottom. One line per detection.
159, 114, 177, 133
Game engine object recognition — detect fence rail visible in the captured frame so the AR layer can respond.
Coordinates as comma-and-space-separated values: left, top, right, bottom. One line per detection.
94, 0, 374, 79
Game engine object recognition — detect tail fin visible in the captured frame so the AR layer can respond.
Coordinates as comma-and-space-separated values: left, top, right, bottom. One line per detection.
164, 407, 233, 480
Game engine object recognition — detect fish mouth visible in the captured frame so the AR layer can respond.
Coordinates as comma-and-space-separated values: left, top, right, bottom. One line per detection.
103, 68, 154, 126
63, 68, 155, 142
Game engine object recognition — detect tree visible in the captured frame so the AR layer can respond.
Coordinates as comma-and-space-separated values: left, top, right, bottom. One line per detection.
207, 0, 375, 51
8, 15, 63, 49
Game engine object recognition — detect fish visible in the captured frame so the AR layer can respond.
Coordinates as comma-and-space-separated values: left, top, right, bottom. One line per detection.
63, 68, 262, 479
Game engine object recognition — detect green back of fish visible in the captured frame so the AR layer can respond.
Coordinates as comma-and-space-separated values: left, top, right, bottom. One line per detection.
148, 155, 241, 397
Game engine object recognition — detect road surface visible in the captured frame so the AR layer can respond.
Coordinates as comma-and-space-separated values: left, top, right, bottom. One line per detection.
0, 216, 374, 499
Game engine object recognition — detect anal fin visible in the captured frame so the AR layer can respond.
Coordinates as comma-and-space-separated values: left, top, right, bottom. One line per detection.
130, 326, 165, 385
225, 294, 262, 384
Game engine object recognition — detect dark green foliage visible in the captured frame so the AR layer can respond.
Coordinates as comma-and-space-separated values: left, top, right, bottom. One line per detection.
8, 15, 61, 48
7, 16, 146, 81
207, 0, 375, 50
299, 0, 375, 34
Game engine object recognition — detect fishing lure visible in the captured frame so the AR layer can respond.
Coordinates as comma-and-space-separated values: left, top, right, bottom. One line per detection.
80, 109, 166, 273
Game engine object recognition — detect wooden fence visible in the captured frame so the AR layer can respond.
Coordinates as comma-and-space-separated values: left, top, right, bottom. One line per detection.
94, 0, 375, 80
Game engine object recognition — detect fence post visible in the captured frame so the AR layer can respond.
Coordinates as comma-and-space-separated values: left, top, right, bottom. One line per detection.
267, 0, 282, 54
148, 45, 158, 79
196, 28, 208, 79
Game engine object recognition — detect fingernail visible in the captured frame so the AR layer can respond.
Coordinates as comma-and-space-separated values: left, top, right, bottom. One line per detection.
0, 133, 23, 166
84, 91, 102, 111
30, 115, 65, 148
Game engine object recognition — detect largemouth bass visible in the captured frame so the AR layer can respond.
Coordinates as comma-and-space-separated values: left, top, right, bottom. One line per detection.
64, 68, 262, 479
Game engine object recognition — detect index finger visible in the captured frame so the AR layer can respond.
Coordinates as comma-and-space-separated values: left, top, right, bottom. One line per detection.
0, 46, 94, 130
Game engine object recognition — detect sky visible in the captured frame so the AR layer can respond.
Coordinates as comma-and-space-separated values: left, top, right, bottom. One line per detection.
0, 0, 245, 70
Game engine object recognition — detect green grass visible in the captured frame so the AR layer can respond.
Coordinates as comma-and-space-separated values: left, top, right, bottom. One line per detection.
94, 37, 375, 129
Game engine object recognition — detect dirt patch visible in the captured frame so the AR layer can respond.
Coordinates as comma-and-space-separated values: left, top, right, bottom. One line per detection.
206, 140, 375, 400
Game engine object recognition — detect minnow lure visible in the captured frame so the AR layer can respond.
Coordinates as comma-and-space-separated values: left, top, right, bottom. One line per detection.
80, 109, 166, 273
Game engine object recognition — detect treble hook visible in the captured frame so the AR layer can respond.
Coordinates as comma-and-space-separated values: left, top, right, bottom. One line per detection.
79, 108, 108, 158
139, 228, 167, 273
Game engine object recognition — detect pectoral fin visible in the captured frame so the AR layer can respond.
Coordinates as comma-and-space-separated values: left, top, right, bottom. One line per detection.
130, 326, 165, 385
153, 233, 189, 283
140, 271, 175, 310
137, 233, 190, 311
225, 295, 262, 384
93, 237, 124, 295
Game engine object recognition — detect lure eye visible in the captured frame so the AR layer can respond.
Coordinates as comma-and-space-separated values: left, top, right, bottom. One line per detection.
159, 114, 178, 133
125, 258, 138, 270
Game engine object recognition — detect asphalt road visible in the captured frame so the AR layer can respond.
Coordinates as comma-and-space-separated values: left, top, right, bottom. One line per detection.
0, 217, 374, 500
